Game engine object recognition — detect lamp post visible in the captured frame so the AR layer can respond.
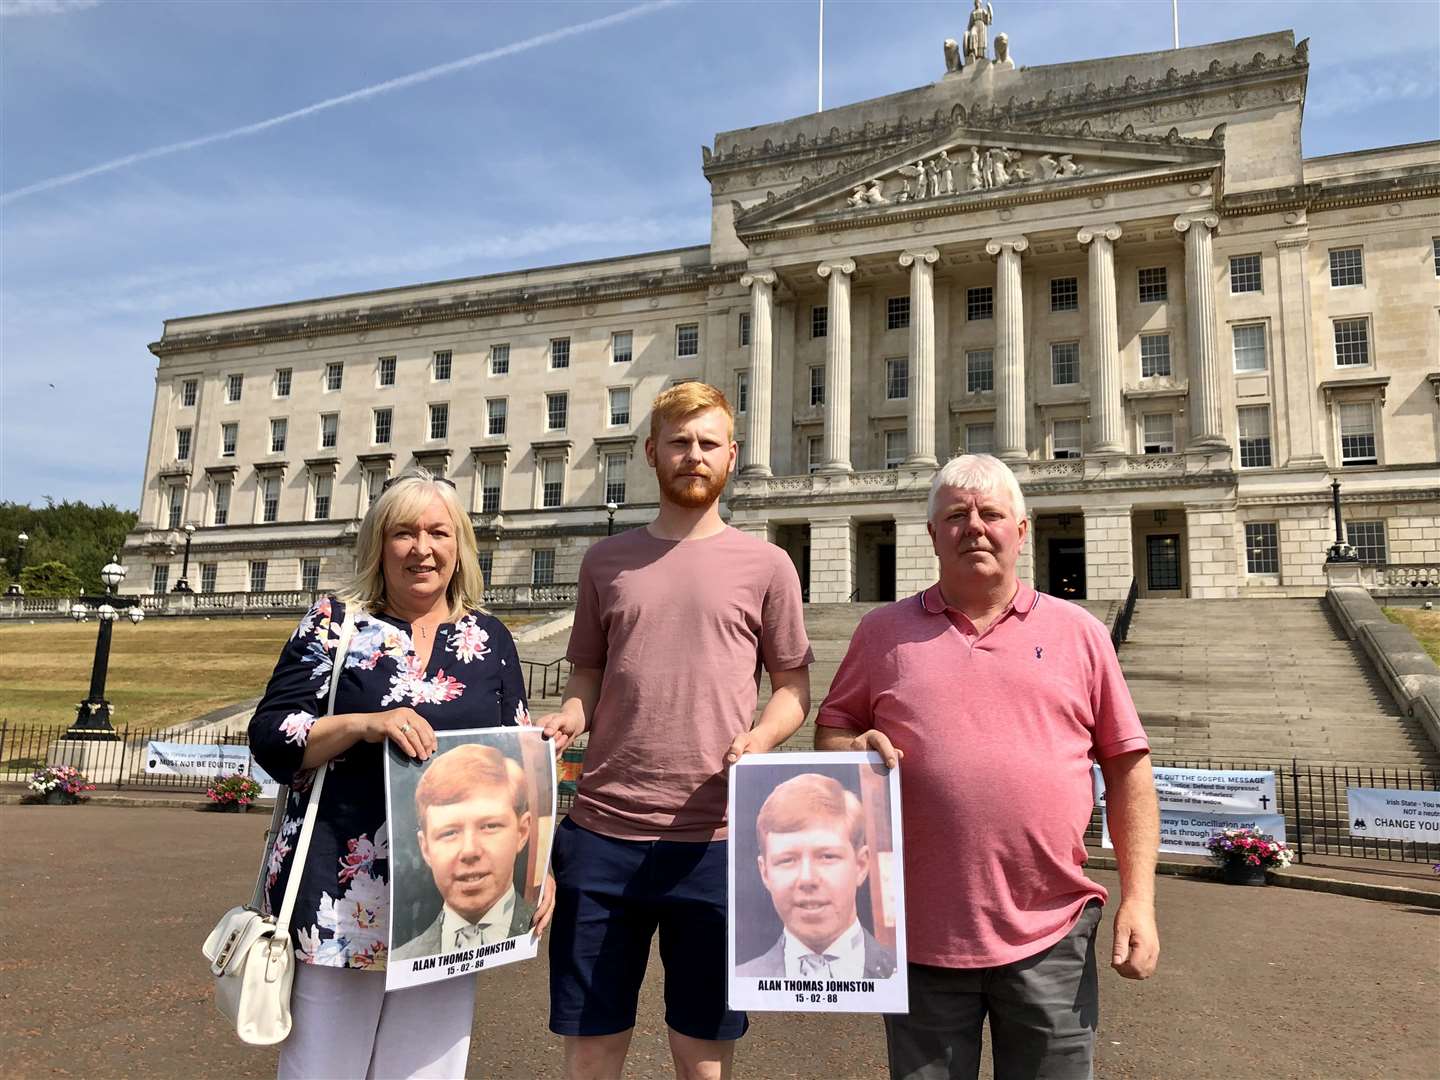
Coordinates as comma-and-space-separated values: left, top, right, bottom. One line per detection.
66, 556, 143, 741
605, 501, 618, 536
1326, 479, 1359, 563
172, 523, 196, 592
5, 530, 28, 596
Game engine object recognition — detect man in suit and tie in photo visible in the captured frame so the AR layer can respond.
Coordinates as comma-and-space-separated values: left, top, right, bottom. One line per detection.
736, 772, 896, 980
392, 743, 537, 959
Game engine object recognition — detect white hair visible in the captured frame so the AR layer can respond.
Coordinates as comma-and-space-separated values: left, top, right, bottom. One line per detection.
927, 454, 1027, 521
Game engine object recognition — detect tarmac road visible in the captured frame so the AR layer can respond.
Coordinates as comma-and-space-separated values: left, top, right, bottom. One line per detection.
2, 805, 1436, 1079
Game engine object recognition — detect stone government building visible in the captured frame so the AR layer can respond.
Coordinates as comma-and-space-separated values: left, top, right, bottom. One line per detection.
125, 20, 1440, 605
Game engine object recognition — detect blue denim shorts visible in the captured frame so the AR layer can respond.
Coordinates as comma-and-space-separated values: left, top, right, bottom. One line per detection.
547, 816, 748, 1041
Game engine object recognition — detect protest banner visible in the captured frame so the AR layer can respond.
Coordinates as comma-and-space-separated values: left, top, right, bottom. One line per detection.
383, 727, 555, 990
728, 751, 907, 1014
144, 740, 280, 798
1095, 766, 1285, 856
1347, 787, 1440, 841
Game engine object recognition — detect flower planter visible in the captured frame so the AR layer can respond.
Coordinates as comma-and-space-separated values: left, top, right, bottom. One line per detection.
44, 791, 78, 806
1221, 862, 1269, 886
215, 802, 245, 813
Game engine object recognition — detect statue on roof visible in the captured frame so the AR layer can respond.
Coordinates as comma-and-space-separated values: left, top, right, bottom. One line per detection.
944, 37, 962, 74
994, 32, 1014, 69
963, 0, 993, 66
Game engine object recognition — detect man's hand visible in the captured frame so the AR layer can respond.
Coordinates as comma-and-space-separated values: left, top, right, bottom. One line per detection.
531, 872, 556, 939
1110, 898, 1159, 979
541, 709, 585, 755
724, 727, 773, 765
848, 729, 903, 769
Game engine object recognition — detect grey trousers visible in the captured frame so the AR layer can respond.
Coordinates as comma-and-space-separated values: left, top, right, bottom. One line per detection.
884, 901, 1102, 1080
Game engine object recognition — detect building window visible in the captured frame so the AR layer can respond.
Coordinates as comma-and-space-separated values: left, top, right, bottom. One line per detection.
546, 392, 568, 431
373, 407, 392, 445
200, 564, 217, 593
1244, 523, 1279, 575
1146, 534, 1182, 591
176, 428, 192, 461
167, 484, 185, 530
885, 357, 909, 400
489, 344, 509, 376
1142, 413, 1175, 454
325, 362, 343, 391
1237, 405, 1272, 468
319, 413, 338, 449
531, 549, 555, 586
1050, 277, 1078, 312
429, 403, 449, 441
1329, 246, 1364, 288
429, 351, 451, 382
301, 558, 321, 592
249, 560, 269, 593
676, 323, 699, 358
376, 356, 396, 387
480, 462, 503, 513
1230, 253, 1262, 293
1333, 317, 1370, 367
1140, 334, 1172, 378
366, 467, 387, 508
225, 373, 243, 403
884, 430, 907, 469
965, 423, 994, 454
478, 550, 493, 584
1137, 266, 1168, 303
735, 371, 750, 414
807, 436, 824, 474
1433, 237, 1440, 277
212, 480, 231, 526
811, 305, 828, 339
312, 473, 333, 520
1338, 401, 1377, 465
608, 387, 631, 427
966, 349, 994, 393
1052, 419, 1083, 459
270, 418, 287, 454
604, 453, 627, 504
541, 458, 564, 509
611, 331, 633, 364
1050, 341, 1079, 385
275, 368, 292, 398
181, 379, 198, 407
260, 476, 280, 523
221, 423, 238, 458
966, 286, 994, 321
153, 564, 170, 594
1346, 520, 1387, 564
886, 296, 910, 330
809, 365, 825, 407
550, 337, 571, 370
1232, 323, 1268, 372
486, 398, 507, 436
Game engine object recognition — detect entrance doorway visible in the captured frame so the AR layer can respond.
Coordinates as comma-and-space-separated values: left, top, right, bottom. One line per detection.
855, 521, 896, 602
1048, 539, 1087, 599
773, 524, 811, 602
1145, 534, 1182, 593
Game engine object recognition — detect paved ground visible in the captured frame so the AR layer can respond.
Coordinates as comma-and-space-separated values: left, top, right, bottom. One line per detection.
3, 804, 1437, 1079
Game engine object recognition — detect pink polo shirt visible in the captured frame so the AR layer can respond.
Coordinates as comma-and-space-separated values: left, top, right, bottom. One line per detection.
816, 582, 1148, 969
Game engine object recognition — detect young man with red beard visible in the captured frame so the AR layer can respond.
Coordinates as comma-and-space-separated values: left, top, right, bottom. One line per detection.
542, 383, 813, 1080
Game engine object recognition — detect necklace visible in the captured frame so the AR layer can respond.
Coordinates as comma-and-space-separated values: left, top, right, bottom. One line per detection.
417, 624, 430, 641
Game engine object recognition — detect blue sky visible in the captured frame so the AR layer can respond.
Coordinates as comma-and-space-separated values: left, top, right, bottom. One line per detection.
2, 0, 1436, 509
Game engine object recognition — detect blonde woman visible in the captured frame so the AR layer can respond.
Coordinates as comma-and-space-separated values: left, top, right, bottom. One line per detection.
248, 470, 550, 1078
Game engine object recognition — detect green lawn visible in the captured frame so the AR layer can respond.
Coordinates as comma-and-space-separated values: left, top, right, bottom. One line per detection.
0, 611, 547, 736
1384, 606, 1440, 665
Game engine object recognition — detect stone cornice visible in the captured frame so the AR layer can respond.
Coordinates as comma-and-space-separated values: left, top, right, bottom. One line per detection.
1235, 485, 1439, 508
150, 261, 748, 359
1219, 168, 1440, 219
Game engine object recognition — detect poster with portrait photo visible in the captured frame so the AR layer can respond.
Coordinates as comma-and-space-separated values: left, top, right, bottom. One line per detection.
384, 726, 556, 990
728, 751, 907, 1013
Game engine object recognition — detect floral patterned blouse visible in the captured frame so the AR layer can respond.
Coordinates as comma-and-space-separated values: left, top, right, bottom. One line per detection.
248, 595, 528, 970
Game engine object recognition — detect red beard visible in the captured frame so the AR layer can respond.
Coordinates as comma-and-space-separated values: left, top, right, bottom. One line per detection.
659, 461, 729, 509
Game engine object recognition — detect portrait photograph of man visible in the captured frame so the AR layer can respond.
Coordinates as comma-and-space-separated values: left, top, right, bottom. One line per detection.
728, 752, 907, 1013
385, 727, 555, 990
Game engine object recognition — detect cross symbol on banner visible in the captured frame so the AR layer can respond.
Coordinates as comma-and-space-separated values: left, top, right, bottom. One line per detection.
1259, 794, 1270, 809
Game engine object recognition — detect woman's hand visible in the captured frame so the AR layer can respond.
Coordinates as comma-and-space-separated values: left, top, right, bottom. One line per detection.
531, 872, 557, 939
356, 707, 436, 761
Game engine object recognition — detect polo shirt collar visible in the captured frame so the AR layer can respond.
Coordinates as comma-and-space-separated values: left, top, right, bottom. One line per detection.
921, 580, 1039, 619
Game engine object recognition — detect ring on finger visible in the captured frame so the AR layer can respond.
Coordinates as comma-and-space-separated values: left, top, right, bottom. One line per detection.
399, 722, 413, 734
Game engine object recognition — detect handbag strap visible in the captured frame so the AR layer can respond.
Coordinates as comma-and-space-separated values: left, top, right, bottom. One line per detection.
272, 610, 357, 938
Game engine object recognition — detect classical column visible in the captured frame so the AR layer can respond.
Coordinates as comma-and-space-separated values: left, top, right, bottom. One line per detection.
815, 258, 855, 473
1275, 233, 1325, 464
1174, 213, 1227, 449
899, 247, 940, 467
985, 235, 1029, 462
740, 270, 777, 476
1077, 224, 1124, 455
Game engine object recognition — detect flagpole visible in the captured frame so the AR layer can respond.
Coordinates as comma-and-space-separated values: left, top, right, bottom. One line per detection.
1172, 0, 1179, 48
818, 0, 825, 112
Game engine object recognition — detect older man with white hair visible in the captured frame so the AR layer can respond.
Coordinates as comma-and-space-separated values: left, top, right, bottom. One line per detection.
815, 453, 1159, 1080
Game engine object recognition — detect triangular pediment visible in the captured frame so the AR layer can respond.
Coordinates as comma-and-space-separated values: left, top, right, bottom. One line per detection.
731, 122, 1224, 234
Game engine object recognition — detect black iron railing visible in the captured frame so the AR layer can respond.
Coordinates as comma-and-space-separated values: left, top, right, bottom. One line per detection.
1111, 577, 1139, 648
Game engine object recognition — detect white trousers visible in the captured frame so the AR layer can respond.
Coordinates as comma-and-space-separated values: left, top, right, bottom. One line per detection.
277, 963, 478, 1080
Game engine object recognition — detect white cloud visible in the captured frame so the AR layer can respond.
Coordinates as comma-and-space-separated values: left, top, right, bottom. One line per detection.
1308, 62, 1439, 118
0, 0, 100, 17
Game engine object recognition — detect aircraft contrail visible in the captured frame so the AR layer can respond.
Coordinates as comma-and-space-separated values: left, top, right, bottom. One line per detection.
1, 1, 678, 205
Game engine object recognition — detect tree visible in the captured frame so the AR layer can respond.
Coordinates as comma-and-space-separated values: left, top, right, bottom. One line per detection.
0, 500, 138, 593
19, 561, 84, 598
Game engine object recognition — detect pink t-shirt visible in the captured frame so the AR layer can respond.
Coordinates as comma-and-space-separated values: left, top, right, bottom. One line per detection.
816, 582, 1148, 969
566, 526, 814, 842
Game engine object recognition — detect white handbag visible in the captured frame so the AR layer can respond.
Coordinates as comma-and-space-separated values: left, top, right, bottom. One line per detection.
202, 613, 356, 1046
